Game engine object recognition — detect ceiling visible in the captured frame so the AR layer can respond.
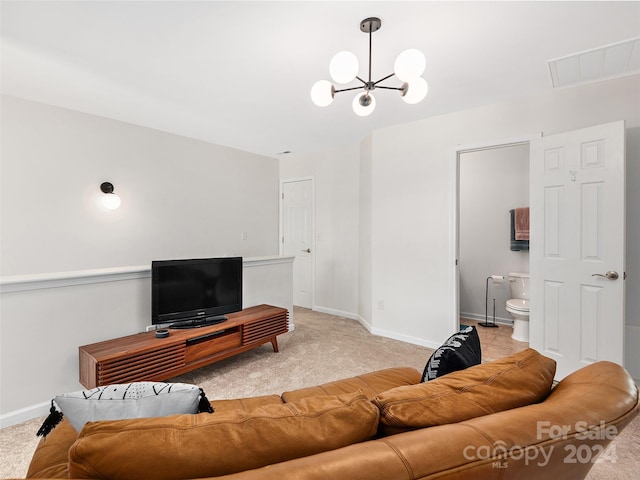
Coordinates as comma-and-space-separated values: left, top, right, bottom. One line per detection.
2, 1, 639, 158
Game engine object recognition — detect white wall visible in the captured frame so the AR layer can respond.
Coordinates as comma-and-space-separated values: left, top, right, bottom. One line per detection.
0, 96, 286, 423
368, 74, 640, 372
459, 144, 530, 323
242, 256, 295, 330
1, 275, 152, 419
279, 144, 360, 318
626, 118, 640, 383
358, 136, 373, 328
1, 95, 279, 276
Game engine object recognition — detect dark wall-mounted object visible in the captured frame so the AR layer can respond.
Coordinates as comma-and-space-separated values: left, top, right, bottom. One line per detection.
510, 209, 529, 251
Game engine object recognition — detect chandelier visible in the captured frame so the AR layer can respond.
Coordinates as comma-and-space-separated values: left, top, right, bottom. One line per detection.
310, 17, 428, 116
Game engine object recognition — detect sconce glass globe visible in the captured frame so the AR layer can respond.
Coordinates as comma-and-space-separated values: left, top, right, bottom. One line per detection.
352, 92, 376, 116
102, 193, 121, 210
401, 77, 428, 104
329, 51, 359, 84
310, 80, 335, 107
394, 48, 426, 82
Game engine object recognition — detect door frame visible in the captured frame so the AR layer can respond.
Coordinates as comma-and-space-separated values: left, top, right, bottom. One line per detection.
450, 133, 541, 334
279, 176, 315, 309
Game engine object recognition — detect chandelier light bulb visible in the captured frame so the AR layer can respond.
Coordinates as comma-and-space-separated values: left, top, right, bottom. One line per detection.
402, 77, 429, 104
310, 80, 335, 107
352, 92, 376, 116
394, 48, 426, 82
329, 51, 359, 84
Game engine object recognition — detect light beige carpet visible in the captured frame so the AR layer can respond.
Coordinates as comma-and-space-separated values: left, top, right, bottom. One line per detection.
1, 307, 638, 479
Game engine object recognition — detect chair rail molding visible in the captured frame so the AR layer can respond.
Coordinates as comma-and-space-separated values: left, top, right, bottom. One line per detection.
0, 256, 295, 294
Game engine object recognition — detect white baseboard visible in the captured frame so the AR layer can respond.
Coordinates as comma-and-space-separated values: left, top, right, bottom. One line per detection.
312, 306, 359, 320
356, 310, 515, 350
356, 315, 373, 332
356, 315, 440, 350
459, 311, 513, 326
371, 326, 441, 350
0, 400, 50, 428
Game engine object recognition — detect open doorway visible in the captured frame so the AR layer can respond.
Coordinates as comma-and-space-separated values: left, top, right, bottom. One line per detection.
451, 135, 538, 343
459, 144, 530, 326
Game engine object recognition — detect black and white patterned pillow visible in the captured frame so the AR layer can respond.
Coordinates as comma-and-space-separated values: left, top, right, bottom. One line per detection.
421, 326, 481, 382
37, 382, 213, 436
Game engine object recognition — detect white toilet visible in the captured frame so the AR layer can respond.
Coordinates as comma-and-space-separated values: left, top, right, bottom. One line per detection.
506, 272, 530, 342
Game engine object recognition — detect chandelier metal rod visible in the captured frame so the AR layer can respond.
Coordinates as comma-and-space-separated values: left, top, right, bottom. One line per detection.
362, 20, 397, 93
368, 22, 373, 85
375, 85, 404, 91
373, 73, 396, 86
334, 85, 367, 94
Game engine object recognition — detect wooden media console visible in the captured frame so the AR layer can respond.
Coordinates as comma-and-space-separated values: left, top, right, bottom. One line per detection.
79, 304, 289, 389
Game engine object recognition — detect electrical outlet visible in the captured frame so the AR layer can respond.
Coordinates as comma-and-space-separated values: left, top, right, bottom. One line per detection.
241, 232, 248, 241
378, 300, 385, 310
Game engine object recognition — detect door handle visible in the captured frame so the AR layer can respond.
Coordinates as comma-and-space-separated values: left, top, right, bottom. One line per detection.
591, 271, 619, 280
302, 248, 311, 253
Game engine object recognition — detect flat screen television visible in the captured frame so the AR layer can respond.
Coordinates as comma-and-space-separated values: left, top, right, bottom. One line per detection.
151, 257, 243, 329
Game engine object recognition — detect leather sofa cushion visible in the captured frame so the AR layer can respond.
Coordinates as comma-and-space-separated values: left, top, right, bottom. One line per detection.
26, 418, 77, 479
373, 348, 556, 434
210, 394, 284, 413
68, 392, 379, 480
282, 367, 421, 403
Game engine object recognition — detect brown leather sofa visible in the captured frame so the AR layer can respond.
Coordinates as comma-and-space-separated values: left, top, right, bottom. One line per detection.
26, 348, 639, 480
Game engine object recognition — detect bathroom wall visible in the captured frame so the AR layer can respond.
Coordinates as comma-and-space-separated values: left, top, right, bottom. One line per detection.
459, 144, 530, 324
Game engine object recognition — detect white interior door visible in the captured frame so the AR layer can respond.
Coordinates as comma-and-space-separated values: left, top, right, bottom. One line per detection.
281, 178, 314, 309
530, 121, 625, 380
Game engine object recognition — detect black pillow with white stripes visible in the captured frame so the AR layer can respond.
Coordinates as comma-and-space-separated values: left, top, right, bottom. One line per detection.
421, 326, 481, 382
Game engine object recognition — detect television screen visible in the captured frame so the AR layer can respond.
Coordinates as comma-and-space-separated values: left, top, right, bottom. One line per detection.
151, 257, 242, 328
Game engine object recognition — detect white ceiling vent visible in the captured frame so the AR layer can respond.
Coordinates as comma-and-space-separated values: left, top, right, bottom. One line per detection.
548, 37, 640, 88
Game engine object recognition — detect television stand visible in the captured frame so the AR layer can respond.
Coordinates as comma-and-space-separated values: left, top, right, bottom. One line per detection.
79, 305, 288, 389
169, 316, 228, 329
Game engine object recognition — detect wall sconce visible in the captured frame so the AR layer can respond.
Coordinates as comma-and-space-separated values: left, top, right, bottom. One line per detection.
100, 182, 121, 210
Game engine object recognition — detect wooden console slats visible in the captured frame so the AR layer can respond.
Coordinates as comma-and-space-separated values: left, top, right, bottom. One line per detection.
98, 345, 186, 385
79, 305, 289, 388
243, 313, 288, 345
